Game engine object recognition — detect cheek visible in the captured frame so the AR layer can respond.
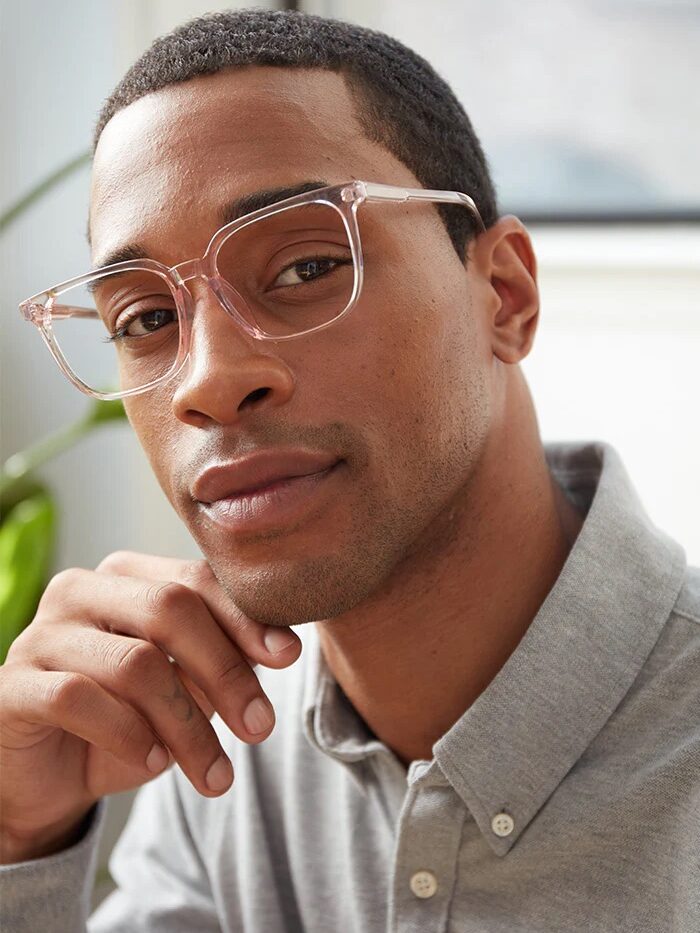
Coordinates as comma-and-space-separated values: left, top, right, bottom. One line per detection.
310, 266, 485, 482
354, 265, 482, 419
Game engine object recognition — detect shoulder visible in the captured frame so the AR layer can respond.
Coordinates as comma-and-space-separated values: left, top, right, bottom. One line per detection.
635, 562, 700, 699
616, 562, 700, 753
575, 565, 700, 810
672, 562, 700, 627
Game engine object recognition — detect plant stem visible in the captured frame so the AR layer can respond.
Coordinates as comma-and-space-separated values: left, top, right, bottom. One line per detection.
0, 152, 91, 232
0, 419, 92, 500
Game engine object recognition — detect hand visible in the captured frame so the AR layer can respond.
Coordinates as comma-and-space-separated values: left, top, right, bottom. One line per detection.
0, 551, 301, 863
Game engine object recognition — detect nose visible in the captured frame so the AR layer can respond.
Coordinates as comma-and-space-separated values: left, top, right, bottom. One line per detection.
170, 278, 295, 427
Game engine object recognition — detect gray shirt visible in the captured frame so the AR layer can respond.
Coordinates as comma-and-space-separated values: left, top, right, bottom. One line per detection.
2, 440, 699, 932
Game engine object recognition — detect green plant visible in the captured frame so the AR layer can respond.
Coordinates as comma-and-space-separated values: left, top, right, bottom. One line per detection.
0, 153, 127, 664
0, 399, 128, 664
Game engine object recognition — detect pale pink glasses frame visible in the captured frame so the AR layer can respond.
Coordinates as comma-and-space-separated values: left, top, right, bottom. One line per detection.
19, 180, 485, 401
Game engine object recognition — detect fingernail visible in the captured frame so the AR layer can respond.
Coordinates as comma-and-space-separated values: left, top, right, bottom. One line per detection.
205, 755, 233, 792
263, 627, 296, 654
146, 744, 168, 774
243, 696, 275, 734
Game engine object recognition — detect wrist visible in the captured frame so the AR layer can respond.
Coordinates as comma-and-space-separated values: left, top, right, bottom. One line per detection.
0, 806, 94, 865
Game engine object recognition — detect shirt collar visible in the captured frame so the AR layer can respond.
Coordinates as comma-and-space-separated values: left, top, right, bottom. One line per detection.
302, 619, 390, 793
301, 440, 687, 852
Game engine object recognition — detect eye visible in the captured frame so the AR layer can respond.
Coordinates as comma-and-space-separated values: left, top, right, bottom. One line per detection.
112, 308, 176, 340
272, 257, 345, 288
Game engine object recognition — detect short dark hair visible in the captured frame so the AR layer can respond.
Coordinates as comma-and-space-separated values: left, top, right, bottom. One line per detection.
94, 8, 498, 260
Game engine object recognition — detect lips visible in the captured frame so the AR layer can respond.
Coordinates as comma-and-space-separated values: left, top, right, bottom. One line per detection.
192, 449, 342, 504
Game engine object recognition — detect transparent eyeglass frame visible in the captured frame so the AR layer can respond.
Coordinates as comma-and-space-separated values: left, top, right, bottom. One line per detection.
19, 180, 485, 401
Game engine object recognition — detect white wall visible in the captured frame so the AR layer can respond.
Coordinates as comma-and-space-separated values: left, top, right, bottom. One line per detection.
525, 224, 700, 565
306, 0, 700, 212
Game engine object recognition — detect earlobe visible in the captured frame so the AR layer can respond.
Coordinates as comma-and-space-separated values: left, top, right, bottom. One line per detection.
478, 216, 540, 365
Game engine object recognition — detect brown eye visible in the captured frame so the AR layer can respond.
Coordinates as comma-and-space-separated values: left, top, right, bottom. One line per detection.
272, 257, 343, 288
118, 308, 176, 338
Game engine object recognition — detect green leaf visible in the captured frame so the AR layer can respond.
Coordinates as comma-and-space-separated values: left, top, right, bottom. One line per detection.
0, 492, 57, 665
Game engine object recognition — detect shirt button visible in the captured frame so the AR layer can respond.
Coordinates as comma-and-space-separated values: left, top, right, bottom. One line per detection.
410, 870, 438, 899
491, 812, 515, 837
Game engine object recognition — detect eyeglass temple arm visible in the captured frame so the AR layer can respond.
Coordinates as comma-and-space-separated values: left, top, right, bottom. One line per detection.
50, 306, 98, 320
361, 182, 486, 232
21, 301, 98, 324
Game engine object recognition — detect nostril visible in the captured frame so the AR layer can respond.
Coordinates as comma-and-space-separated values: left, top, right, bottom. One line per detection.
241, 387, 270, 407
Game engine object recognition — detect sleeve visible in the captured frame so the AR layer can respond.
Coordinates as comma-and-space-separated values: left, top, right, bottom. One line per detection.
88, 768, 222, 932
0, 769, 223, 933
0, 797, 106, 933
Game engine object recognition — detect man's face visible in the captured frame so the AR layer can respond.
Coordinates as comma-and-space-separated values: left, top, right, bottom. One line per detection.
89, 66, 494, 626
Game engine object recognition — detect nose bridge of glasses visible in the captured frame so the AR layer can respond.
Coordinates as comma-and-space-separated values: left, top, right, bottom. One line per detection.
171, 257, 226, 311
171, 257, 207, 284
171, 255, 262, 341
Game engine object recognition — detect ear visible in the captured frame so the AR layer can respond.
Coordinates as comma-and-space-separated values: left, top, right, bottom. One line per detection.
470, 215, 539, 364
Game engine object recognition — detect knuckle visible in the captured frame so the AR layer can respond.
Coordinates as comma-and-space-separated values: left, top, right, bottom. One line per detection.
176, 559, 214, 591
42, 567, 83, 602
140, 580, 191, 619
193, 722, 221, 757
47, 671, 90, 715
3, 627, 35, 661
0, 666, 16, 705
224, 604, 258, 637
111, 710, 149, 754
113, 640, 163, 683
213, 654, 255, 692
96, 550, 134, 574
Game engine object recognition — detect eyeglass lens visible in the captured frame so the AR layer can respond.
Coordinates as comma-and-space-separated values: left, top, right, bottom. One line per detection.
46, 201, 355, 394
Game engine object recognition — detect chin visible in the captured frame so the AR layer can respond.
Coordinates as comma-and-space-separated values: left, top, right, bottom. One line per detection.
205, 548, 388, 628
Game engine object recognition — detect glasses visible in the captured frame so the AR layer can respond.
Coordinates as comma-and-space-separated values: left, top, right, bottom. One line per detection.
19, 180, 485, 401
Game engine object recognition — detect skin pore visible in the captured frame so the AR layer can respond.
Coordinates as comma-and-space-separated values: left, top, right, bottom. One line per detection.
90, 66, 585, 768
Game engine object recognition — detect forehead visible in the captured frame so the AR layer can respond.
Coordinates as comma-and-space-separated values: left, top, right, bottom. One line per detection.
89, 66, 419, 264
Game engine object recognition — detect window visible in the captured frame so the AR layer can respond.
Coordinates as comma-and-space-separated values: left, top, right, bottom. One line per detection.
304, 0, 700, 220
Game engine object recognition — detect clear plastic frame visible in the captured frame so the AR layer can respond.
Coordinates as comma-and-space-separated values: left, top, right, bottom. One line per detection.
19, 180, 485, 401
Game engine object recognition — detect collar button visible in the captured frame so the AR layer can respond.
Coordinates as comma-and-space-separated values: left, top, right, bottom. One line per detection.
491, 812, 515, 837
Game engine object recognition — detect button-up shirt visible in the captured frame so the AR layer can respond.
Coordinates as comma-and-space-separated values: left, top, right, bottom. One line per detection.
2, 440, 699, 932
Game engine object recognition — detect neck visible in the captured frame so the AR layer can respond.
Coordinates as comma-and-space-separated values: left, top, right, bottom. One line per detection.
314, 399, 585, 769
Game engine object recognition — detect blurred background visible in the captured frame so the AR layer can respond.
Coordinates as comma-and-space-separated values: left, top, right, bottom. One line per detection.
1, 0, 698, 911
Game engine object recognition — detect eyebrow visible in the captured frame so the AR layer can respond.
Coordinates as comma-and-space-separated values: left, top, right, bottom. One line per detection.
89, 179, 330, 270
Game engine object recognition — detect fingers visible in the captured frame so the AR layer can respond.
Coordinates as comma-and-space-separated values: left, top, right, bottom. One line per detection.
34, 569, 276, 747
24, 628, 234, 797
173, 661, 215, 719
4, 668, 170, 778
95, 551, 302, 669
7, 549, 302, 804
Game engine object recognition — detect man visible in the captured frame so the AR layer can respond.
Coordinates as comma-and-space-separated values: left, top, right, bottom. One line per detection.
0, 8, 698, 932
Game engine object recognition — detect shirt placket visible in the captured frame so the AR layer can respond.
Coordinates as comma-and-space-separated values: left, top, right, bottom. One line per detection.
387, 760, 467, 933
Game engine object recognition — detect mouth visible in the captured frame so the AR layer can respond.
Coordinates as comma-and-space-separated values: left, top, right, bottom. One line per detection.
198, 459, 344, 535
